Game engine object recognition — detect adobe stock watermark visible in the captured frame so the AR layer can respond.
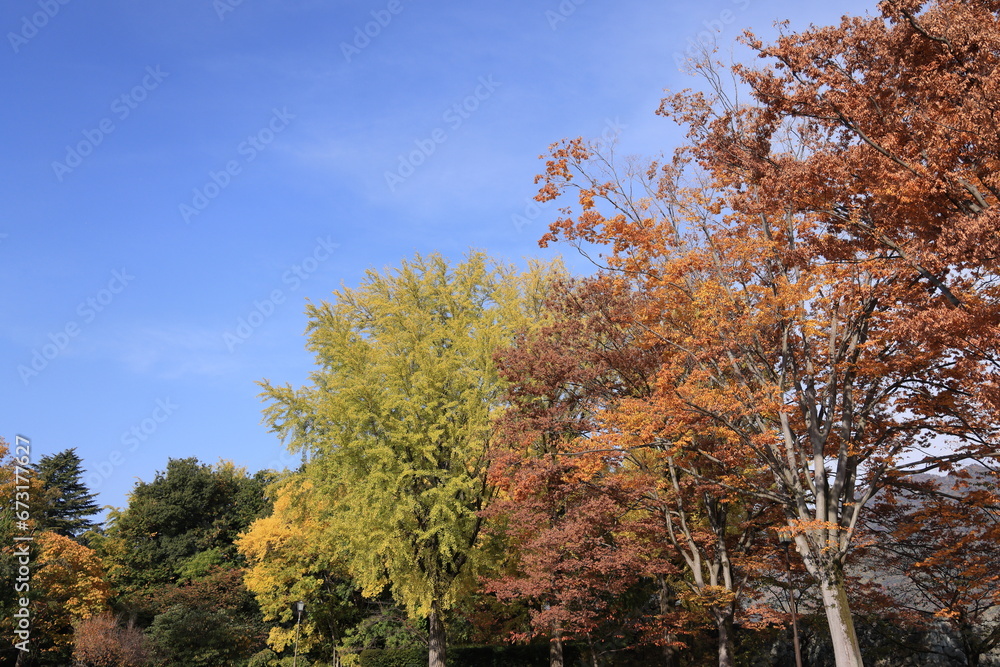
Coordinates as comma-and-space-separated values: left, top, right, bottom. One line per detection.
7, 0, 71, 54
17, 269, 135, 386
545, 0, 587, 30
11, 435, 33, 655
384, 75, 501, 192
263, 446, 305, 474
590, 116, 627, 151
51, 66, 169, 182
214, 0, 246, 21
511, 195, 553, 234
86, 398, 179, 489
673, 0, 751, 69
179, 107, 295, 224
341, 0, 404, 63
224, 236, 339, 352
512, 117, 626, 233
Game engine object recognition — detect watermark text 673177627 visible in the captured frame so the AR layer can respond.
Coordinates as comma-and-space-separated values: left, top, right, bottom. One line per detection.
10, 435, 34, 654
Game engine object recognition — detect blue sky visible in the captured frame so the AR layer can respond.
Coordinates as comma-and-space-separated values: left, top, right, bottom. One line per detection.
2, 0, 876, 515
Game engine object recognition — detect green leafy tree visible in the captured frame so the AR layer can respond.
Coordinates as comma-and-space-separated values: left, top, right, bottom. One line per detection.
100, 457, 272, 596
144, 604, 248, 667
34, 448, 100, 540
92, 458, 274, 666
260, 252, 559, 667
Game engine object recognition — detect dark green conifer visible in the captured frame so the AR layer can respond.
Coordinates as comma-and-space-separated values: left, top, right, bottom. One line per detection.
35, 448, 101, 539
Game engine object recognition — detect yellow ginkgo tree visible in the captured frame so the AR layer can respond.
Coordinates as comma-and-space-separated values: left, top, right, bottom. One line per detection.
238, 476, 362, 664
259, 252, 559, 667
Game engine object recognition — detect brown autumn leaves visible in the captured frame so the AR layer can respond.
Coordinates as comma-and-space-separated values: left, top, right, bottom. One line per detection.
486, 1, 1000, 665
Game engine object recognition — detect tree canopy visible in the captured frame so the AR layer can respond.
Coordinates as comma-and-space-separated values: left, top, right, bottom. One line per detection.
34, 448, 101, 540
260, 252, 560, 667
100, 457, 272, 595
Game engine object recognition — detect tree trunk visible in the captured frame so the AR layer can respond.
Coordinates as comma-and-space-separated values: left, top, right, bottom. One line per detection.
327, 620, 341, 667
960, 624, 982, 667
715, 611, 736, 667
429, 605, 447, 667
550, 623, 564, 667
662, 638, 681, 667
818, 576, 864, 667
658, 576, 681, 667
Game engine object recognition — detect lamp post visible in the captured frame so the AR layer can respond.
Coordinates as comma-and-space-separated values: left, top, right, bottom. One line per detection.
292, 601, 306, 667
779, 535, 803, 667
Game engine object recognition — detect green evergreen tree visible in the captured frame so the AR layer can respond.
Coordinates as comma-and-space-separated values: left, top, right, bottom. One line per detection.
100, 457, 273, 595
92, 458, 274, 665
35, 448, 100, 539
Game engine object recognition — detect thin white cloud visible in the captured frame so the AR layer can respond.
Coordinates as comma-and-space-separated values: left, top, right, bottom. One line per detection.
112, 325, 243, 379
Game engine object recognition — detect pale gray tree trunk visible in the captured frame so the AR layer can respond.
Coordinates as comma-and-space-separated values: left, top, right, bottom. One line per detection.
715, 611, 736, 667
818, 574, 864, 667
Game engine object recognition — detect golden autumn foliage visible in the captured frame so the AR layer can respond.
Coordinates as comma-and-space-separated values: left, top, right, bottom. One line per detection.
237, 476, 350, 659
33, 531, 111, 660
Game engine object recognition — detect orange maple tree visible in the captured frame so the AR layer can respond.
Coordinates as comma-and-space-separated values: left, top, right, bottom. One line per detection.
486, 278, 682, 665
534, 114, 998, 665
73, 613, 149, 667
649, 5, 1000, 660
662, 0, 1000, 432
488, 275, 782, 666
